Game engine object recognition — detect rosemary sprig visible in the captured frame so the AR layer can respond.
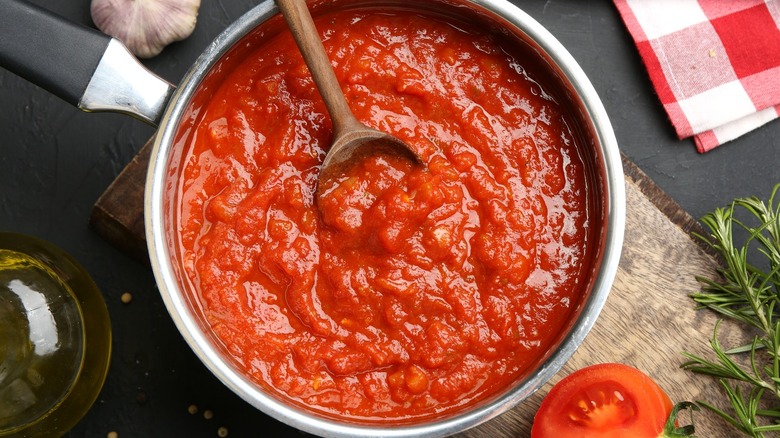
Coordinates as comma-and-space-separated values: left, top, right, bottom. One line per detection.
681, 183, 780, 438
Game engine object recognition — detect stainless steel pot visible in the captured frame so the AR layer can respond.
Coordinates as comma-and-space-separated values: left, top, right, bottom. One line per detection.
1, 1, 625, 436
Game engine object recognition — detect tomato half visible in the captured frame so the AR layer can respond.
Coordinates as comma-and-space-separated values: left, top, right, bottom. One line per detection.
531, 363, 673, 438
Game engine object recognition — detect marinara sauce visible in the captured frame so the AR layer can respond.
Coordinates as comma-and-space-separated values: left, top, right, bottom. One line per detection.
178, 9, 593, 422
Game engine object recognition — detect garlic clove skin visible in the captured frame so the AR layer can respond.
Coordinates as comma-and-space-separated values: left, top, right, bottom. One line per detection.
91, 0, 201, 59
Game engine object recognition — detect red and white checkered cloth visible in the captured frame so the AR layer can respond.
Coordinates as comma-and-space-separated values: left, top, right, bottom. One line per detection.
614, 0, 780, 153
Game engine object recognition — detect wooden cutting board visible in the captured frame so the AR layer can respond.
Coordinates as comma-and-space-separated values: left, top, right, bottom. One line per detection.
91, 139, 739, 437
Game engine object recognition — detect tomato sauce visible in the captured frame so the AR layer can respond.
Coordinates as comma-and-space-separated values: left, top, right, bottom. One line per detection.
178, 9, 593, 422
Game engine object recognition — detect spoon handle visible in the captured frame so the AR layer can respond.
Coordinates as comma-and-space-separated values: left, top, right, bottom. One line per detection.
276, 0, 359, 134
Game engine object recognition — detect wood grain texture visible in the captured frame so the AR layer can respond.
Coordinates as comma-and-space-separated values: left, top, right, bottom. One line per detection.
91, 142, 739, 437
89, 138, 153, 263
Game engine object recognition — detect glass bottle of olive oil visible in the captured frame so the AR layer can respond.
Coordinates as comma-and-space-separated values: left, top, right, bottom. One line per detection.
0, 233, 111, 437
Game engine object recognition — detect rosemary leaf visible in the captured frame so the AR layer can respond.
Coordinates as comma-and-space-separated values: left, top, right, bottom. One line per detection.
683, 183, 780, 437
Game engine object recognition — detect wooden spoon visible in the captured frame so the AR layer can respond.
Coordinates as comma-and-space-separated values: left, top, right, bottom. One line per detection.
276, 0, 425, 202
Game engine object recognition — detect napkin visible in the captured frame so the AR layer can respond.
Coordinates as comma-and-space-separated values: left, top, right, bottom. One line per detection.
613, 0, 780, 153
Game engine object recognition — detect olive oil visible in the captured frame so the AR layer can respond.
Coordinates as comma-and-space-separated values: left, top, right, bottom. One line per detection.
0, 234, 111, 437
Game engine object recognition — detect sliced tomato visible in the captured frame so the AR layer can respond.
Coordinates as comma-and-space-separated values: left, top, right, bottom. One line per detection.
531, 363, 674, 438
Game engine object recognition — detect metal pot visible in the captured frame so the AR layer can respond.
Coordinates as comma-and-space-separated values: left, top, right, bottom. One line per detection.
0, 0, 625, 436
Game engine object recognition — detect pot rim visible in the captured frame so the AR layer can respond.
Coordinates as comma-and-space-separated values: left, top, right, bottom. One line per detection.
145, 1, 626, 436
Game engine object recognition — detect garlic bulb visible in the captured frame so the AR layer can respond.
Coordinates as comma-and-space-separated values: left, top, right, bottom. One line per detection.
91, 0, 201, 58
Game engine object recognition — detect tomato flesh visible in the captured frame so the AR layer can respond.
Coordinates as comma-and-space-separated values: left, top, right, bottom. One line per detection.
531, 363, 673, 438
569, 380, 638, 429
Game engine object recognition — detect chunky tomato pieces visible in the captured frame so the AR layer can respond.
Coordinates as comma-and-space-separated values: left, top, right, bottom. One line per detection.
178, 10, 593, 421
